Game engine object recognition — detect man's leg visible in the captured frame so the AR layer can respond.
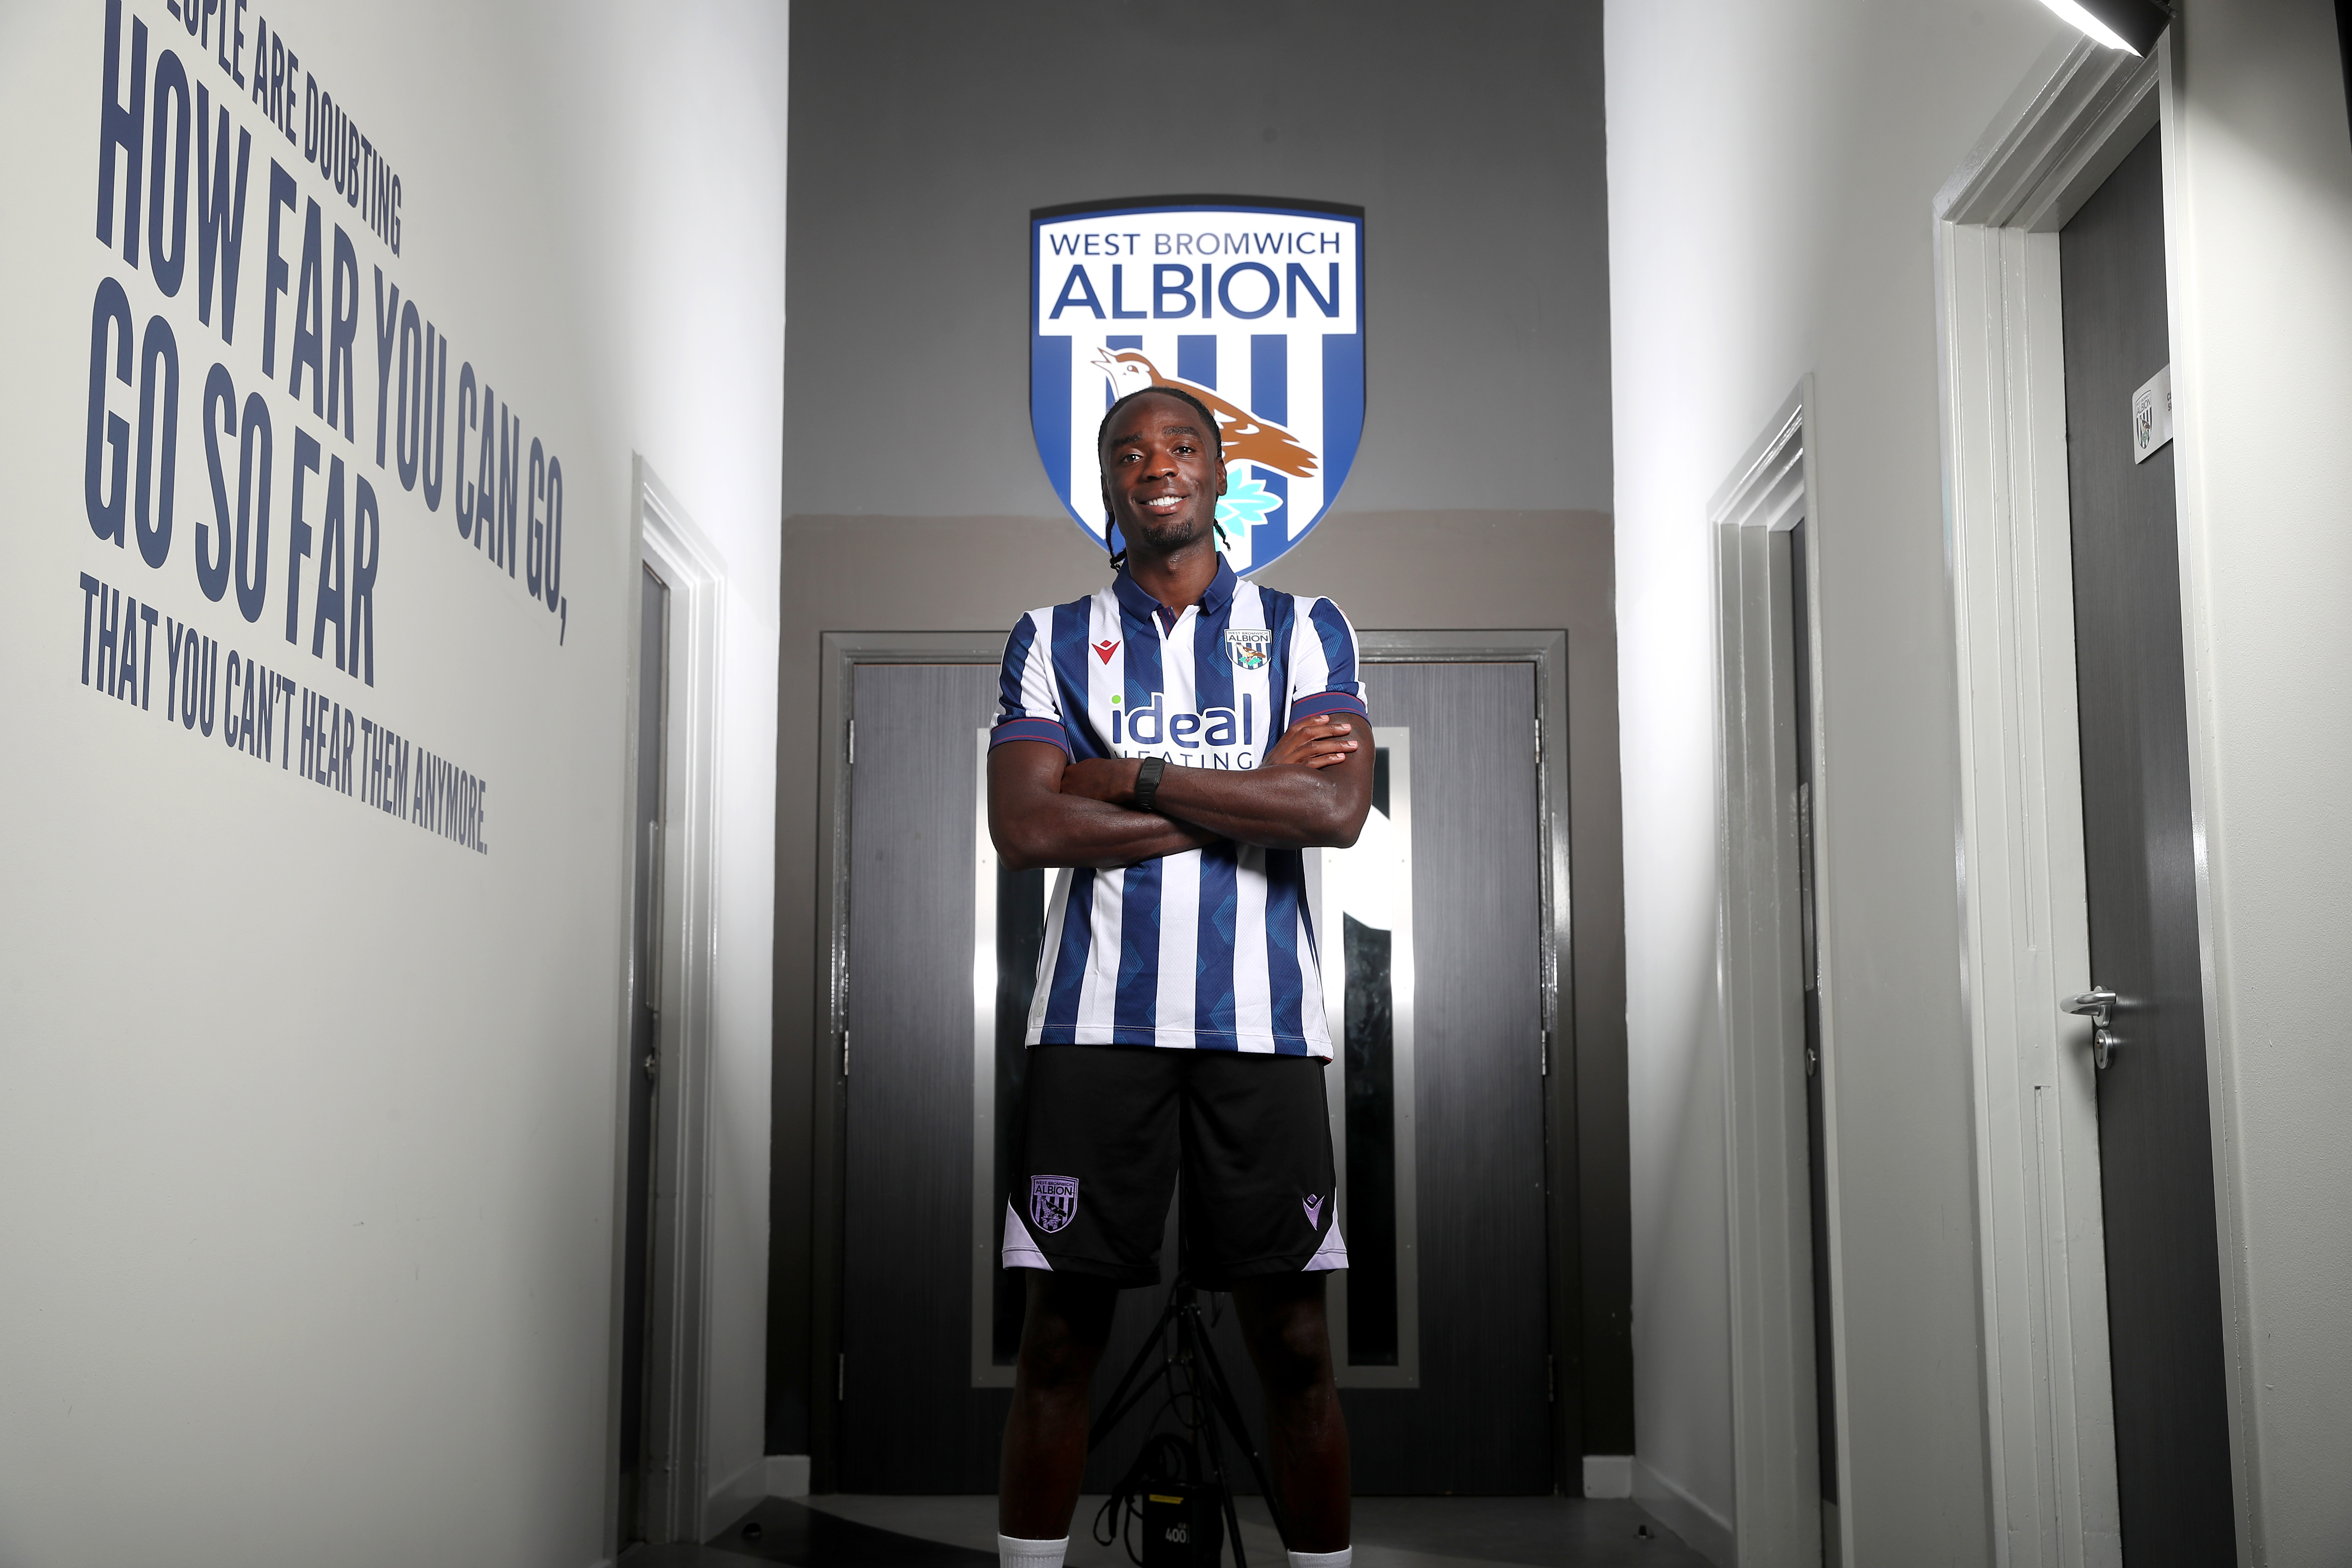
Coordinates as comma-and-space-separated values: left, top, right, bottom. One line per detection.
998, 1269, 1120, 1540
1232, 1272, 1351, 1553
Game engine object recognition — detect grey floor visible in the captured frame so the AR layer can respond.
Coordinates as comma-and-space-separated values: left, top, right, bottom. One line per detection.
620, 1492, 1712, 1568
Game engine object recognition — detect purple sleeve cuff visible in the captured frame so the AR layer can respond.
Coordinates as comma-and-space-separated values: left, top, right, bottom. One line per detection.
990, 717, 1072, 756
1290, 691, 1369, 723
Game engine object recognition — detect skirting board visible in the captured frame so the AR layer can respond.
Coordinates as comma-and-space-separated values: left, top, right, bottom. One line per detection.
1583, 1455, 1634, 1499
1634, 1458, 1734, 1568
703, 1456, 771, 1541
765, 1454, 812, 1498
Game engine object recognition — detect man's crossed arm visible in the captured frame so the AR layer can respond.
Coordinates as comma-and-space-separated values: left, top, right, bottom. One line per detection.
987, 713, 1375, 872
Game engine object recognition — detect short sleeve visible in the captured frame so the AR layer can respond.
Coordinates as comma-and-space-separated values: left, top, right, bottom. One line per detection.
1286, 597, 1368, 722
989, 610, 1071, 756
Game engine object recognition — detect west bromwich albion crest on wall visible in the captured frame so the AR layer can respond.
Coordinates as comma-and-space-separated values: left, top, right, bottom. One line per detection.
1031, 198, 1366, 576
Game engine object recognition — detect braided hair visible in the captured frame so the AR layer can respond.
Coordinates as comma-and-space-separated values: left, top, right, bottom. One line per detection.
1096, 383, 1225, 573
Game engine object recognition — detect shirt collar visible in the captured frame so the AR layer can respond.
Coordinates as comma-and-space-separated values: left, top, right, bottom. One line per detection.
1112, 556, 1238, 627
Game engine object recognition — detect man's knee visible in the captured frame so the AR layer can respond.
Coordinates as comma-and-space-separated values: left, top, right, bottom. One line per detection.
1237, 1279, 1335, 1398
1259, 1320, 1333, 1395
1016, 1272, 1116, 1391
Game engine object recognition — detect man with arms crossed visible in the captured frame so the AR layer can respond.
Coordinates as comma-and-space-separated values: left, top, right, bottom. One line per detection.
989, 383, 1370, 1568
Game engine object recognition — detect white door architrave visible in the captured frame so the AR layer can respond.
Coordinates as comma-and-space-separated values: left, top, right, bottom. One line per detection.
1711, 381, 1844, 1568
605, 459, 731, 1553
1933, 33, 2251, 1568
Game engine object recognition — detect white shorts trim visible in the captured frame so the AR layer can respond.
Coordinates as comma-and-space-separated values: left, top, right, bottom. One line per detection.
1303, 1218, 1349, 1271
1002, 1200, 1052, 1271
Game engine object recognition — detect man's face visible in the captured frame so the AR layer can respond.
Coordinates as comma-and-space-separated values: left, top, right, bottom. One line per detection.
1099, 393, 1228, 555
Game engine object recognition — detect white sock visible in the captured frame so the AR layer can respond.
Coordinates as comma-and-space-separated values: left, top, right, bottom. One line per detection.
1290, 1551, 1353, 1568
998, 1534, 1069, 1568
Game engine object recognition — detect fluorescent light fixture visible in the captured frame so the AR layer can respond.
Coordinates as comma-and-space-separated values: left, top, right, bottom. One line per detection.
2033, 0, 2170, 55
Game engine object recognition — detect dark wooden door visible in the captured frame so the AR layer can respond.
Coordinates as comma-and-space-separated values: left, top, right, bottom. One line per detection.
617, 565, 667, 1541
1336, 661, 1551, 1494
2061, 128, 2238, 1565
836, 658, 1198, 1496
1787, 522, 1837, 1518
839, 662, 1008, 1491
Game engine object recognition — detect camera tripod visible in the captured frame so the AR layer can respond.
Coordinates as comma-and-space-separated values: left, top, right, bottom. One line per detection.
1087, 1277, 1292, 1568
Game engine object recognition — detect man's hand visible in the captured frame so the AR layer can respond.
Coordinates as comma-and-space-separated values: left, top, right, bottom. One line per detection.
989, 742, 1223, 871
1265, 715, 1360, 770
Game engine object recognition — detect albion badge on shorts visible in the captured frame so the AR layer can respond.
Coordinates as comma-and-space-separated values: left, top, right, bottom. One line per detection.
1223, 628, 1272, 670
1030, 1175, 1080, 1234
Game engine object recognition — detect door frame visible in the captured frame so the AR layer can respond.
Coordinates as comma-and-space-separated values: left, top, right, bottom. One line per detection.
807, 628, 1586, 1495
1934, 34, 2251, 1567
605, 459, 732, 1551
1710, 383, 1840, 1568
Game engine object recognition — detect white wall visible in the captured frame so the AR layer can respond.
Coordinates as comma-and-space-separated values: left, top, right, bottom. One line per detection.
557, 2, 787, 1531
0, 2, 781, 1563
1612, 0, 2352, 1560
2167, 1, 2352, 1555
1605, 0, 2065, 1556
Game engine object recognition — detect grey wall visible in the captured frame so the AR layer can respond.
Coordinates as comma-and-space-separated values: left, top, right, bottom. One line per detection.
781, 0, 1611, 520
770, 0, 1624, 1474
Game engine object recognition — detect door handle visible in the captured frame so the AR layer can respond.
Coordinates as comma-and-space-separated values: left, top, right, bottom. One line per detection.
2061, 987, 2120, 1069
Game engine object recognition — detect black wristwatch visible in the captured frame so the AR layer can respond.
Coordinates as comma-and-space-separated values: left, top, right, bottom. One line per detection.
1134, 755, 1167, 813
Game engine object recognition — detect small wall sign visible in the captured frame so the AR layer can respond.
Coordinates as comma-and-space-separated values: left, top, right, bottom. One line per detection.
2132, 364, 2172, 463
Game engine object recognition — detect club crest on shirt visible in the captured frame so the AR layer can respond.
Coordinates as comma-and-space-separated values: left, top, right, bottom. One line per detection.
1029, 199, 1366, 576
1030, 1175, 1079, 1234
1223, 628, 1272, 670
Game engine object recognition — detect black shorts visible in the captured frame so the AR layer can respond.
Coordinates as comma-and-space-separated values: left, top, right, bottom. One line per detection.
1004, 1044, 1348, 1289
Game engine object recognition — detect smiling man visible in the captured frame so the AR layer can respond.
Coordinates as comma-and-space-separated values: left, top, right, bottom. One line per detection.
987, 384, 1372, 1568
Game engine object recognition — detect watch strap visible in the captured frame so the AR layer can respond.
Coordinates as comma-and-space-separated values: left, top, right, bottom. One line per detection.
1134, 755, 1168, 812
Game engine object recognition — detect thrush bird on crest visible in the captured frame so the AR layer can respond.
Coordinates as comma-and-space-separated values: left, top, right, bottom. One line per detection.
1093, 348, 1320, 479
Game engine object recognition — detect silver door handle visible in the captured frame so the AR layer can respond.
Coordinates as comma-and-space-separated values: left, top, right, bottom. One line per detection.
2061, 987, 2116, 1025
2061, 987, 2120, 1069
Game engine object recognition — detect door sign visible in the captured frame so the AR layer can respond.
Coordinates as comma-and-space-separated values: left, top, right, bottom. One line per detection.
1030, 199, 1366, 576
2132, 364, 2172, 462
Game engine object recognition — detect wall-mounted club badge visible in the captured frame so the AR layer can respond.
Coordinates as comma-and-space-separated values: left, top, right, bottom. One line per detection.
1223, 628, 1272, 670
1030, 198, 1366, 576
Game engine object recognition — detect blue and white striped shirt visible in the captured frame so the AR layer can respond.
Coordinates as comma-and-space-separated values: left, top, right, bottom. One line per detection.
992, 559, 1366, 1058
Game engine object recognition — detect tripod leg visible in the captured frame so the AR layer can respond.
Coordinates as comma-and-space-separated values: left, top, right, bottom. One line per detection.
1201, 1412, 1252, 1568
1186, 1305, 1294, 1551
1087, 1290, 1185, 1455
1182, 1310, 1252, 1568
